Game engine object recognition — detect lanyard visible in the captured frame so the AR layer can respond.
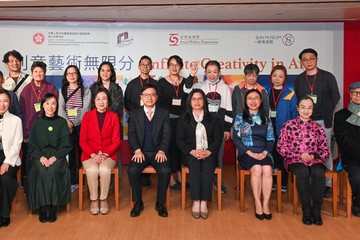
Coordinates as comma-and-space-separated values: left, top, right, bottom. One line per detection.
31, 81, 45, 102
271, 87, 283, 109
305, 70, 318, 94
169, 75, 181, 97
139, 75, 150, 87
68, 86, 80, 108
208, 83, 218, 101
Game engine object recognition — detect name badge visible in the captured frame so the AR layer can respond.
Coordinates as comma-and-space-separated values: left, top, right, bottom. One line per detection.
34, 103, 41, 112
208, 104, 219, 113
270, 110, 277, 118
172, 97, 182, 106
67, 108, 78, 117
308, 94, 317, 104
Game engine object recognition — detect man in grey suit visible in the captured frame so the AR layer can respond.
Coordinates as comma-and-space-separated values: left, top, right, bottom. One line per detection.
127, 84, 171, 217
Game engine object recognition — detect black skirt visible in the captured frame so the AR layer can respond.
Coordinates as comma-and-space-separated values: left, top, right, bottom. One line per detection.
238, 154, 274, 170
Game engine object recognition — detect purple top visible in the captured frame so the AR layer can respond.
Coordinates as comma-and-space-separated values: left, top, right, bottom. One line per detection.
277, 117, 330, 171
96, 110, 107, 132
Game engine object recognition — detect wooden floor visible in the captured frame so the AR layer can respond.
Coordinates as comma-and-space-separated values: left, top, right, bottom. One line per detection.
2, 164, 360, 240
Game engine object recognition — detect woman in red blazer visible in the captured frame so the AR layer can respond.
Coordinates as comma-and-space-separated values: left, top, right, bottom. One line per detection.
80, 87, 121, 215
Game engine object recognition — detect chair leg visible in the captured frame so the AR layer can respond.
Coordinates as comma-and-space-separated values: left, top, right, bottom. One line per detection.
240, 171, 245, 212
332, 173, 338, 217
181, 168, 186, 210
217, 169, 222, 211
293, 175, 298, 215
235, 165, 239, 200
67, 203, 71, 213
346, 176, 352, 218
114, 169, 119, 211
287, 172, 292, 203
79, 169, 83, 212
276, 172, 282, 213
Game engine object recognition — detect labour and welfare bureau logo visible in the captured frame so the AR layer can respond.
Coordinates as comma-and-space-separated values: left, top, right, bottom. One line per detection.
117, 32, 134, 47
169, 33, 179, 46
33, 32, 45, 45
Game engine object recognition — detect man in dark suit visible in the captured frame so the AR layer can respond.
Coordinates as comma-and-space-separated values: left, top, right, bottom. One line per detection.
127, 84, 171, 217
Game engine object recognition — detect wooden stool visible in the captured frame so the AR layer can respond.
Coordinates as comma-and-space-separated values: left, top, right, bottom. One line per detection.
339, 170, 352, 218
288, 170, 338, 216
78, 166, 119, 211
237, 160, 282, 213
181, 166, 222, 210
129, 166, 170, 209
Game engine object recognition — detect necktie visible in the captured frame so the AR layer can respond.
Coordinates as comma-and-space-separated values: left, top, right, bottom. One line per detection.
148, 110, 152, 121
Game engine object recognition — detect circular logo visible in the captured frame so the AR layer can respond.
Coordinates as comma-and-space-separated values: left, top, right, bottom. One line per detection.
282, 33, 295, 46
33, 33, 45, 45
48, 126, 53, 132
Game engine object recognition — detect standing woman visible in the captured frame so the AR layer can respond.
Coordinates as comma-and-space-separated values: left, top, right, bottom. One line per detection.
80, 88, 121, 215
177, 89, 222, 219
266, 65, 298, 192
277, 96, 330, 225
0, 89, 23, 228
233, 89, 275, 220
157, 55, 197, 189
58, 65, 91, 192
27, 93, 71, 223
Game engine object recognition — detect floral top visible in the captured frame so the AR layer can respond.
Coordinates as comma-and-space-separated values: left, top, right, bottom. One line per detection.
233, 113, 275, 157
277, 117, 330, 170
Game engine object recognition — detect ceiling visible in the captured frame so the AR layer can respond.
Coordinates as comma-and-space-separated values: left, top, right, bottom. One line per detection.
0, 0, 360, 22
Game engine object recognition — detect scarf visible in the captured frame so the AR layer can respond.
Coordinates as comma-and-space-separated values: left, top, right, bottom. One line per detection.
346, 100, 360, 127
193, 110, 208, 150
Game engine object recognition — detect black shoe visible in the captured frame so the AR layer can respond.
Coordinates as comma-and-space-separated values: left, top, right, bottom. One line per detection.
263, 213, 272, 220
130, 201, 144, 217
155, 202, 168, 217
352, 206, 360, 217
48, 206, 57, 223
142, 176, 151, 187
302, 216, 313, 225
255, 212, 264, 220
324, 186, 332, 198
312, 214, 323, 226
1, 218, 10, 227
170, 181, 181, 190
39, 210, 48, 223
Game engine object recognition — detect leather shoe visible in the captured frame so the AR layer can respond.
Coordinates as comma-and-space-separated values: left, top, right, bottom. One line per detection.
192, 211, 201, 219
1, 218, 10, 227
90, 200, 99, 215
200, 211, 208, 219
302, 216, 313, 225
352, 206, 360, 217
155, 202, 168, 217
48, 206, 57, 223
312, 214, 323, 226
100, 199, 109, 215
263, 213, 272, 220
324, 187, 332, 198
255, 212, 264, 220
130, 201, 144, 217
39, 212, 48, 223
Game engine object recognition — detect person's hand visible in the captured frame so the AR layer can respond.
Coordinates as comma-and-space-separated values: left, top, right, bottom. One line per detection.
190, 62, 199, 76
155, 150, 167, 163
257, 151, 268, 160
224, 131, 230, 141
48, 156, 57, 165
91, 153, 102, 164
190, 149, 202, 159
40, 156, 50, 167
131, 149, 145, 163
246, 150, 259, 160
198, 150, 211, 159
0, 163, 10, 175
301, 152, 312, 162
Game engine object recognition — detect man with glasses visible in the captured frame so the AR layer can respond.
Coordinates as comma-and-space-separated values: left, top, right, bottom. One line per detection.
127, 84, 171, 217
294, 48, 340, 198
125, 56, 157, 186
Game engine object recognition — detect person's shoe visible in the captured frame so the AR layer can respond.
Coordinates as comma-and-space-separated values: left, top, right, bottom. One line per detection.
71, 184, 79, 193
155, 202, 168, 217
221, 184, 227, 194
263, 213, 272, 220
352, 206, 360, 217
39, 208, 48, 223
302, 216, 313, 225
312, 214, 323, 226
272, 184, 277, 191
90, 200, 99, 215
1, 218, 10, 227
281, 185, 288, 193
200, 211, 209, 219
324, 186, 332, 198
142, 176, 151, 187
100, 199, 109, 215
48, 206, 57, 223
192, 211, 201, 219
255, 212, 264, 220
130, 201, 144, 217
170, 181, 181, 190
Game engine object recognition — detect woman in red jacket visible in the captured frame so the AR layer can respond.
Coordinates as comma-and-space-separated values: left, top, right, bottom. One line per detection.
80, 87, 121, 215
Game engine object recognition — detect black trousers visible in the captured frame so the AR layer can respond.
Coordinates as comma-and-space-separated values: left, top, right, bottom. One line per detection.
288, 163, 326, 216
127, 152, 171, 204
345, 164, 360, 208
69, 125, 82, 185
169, 118, 181, 173
0, 150, 19, 218
185, 156, 215, 201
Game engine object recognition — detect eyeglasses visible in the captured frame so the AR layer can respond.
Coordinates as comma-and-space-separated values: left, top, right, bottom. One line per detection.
66, 72, 77, 76
298, 106, 313, 111
142, 93, 157, 98
351, 91, 360, 96
301, 58, 316, 63
191, 97, 203, 102
246, 97, 260, 101
140, 64, 151, 68
169, 64, 181, 69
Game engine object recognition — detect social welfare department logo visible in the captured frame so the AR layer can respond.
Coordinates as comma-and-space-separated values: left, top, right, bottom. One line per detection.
169, 34, 179, 46
282, 33, 295, 46
33, 33, 45, 45
117, 32, 134, 47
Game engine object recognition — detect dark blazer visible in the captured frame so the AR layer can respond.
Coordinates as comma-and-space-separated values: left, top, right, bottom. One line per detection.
128, 106, 171, 154
334, 108, 360, 166
176, 112, 222, 164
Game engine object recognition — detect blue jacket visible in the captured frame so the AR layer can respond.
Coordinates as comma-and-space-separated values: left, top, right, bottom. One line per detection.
266, 86, 298, 136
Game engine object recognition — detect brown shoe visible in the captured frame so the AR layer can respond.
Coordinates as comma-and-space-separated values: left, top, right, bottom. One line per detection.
90, 200, 99, 215
100, 199, 109, 214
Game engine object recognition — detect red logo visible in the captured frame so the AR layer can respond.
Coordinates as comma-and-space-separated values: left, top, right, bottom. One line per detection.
33, 33, 45, 44
169, 34, 178, 46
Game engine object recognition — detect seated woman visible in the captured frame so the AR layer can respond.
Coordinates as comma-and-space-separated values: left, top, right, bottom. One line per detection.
177, 89, 222, 219
277, 96, 330, 226
0, 89, 23, 228
232, 89, 275, 220
80, 88, 121, 215
334, 81, 360, 217
27, 93, 71, 223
